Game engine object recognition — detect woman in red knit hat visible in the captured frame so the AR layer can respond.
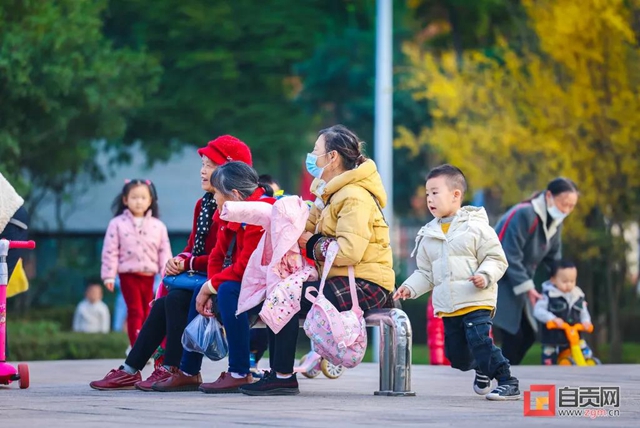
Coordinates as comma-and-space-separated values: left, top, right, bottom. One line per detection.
90, 135, 254, 392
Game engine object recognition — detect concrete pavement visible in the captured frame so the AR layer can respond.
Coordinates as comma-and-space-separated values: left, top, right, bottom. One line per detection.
1, 359, 639, 427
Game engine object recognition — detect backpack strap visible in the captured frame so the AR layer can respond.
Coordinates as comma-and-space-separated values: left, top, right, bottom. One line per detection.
347, 265, 362, 316
305, 241, 339, 303
366, 191, 388, 226
305, 241, 362, 315
497, 202, 538, 242
222, 234, 237, 268
324, 190, 388, 226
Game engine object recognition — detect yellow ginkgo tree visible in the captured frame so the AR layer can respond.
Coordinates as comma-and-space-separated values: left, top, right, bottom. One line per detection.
398, 0, 640, 361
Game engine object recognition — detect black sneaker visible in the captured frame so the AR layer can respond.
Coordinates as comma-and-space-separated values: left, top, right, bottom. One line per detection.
239, 372, 300, 396
473, 371, 492, 395
485, 377, 521, 401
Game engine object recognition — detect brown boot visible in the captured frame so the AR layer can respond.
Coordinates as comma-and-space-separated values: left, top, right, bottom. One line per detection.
199, 372, 254, 394
151, 370, 202, 392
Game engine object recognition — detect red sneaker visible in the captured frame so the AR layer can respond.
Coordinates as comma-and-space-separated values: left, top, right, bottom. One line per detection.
90, 368, 141, 391
135, 366, 175, 392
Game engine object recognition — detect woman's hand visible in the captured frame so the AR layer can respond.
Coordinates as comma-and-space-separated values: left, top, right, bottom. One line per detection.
195, 281, 214, 317
527, 288, 542, 307
165, 257, 185, 276
298, 231, 313, 248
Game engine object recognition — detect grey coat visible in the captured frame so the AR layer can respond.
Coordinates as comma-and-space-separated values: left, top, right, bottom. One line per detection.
492, 193, 562, 335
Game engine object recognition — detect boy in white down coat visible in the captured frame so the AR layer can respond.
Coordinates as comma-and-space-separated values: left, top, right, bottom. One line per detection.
395, 165, 521, 401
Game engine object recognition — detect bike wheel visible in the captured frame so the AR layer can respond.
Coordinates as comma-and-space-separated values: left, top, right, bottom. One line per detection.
321, 359, 345, 379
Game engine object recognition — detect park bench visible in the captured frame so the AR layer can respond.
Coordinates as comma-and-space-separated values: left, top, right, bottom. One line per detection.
253, 307, 415, 396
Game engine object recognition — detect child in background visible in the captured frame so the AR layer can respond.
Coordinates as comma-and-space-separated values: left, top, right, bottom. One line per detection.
73, 283, 111, 333
394, 164, 520, 401
533, 260, 594, 365
259, 174, 282, 196
101, 179, 172, 347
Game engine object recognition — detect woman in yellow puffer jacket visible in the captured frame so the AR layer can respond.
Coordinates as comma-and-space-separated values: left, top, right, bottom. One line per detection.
240, 125, 395, 397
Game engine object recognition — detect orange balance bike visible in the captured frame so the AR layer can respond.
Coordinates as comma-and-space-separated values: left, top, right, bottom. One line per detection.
544, 321, 601, 366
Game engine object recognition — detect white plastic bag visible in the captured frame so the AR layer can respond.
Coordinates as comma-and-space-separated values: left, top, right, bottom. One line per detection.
181, 315, 228, 361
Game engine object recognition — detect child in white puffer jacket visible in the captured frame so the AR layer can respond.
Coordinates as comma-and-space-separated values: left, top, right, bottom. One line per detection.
395, 164, 520, 401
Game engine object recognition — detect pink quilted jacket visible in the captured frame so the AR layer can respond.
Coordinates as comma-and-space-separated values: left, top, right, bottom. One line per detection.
101, 209, 172, 281
220, 196, 318, 332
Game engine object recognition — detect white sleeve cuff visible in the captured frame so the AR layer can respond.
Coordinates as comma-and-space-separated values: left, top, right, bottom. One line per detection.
206, 280, 217, 294
513, 279, 535, 295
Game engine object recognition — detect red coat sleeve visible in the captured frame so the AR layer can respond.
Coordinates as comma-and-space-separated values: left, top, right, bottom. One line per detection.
207, 226, 227, 280
210, 224, 264, 290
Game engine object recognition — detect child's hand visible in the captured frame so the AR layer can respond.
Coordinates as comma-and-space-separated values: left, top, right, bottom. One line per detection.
298, 231, 313, 248
552, 317, 564, 327
469, 275, 486, 289
104, 281, 115, 292
196, 281, 215, 317
583, 321, 593, 331
393, 285, 412, 301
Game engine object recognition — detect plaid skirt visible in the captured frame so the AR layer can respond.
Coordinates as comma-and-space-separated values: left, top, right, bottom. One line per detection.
300, 276, 394, 313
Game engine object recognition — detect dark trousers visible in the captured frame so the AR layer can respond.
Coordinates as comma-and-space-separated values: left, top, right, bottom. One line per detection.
496, 312, 536, 365
179, 289, 204, 375
443, 309, 511, 380
216, 281, 263, 375
125, 288, 192, 371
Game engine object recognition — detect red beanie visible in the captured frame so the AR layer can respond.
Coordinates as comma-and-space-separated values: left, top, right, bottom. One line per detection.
197, 135, 253, 166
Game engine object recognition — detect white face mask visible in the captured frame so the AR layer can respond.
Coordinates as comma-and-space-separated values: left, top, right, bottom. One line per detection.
547, 198, 568, 222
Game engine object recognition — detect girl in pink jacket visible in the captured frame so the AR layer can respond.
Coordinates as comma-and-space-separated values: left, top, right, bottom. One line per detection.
101, 179, 172, 347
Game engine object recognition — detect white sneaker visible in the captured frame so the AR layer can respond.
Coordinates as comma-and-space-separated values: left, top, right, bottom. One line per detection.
485, 378, 522, 401
473, 371, 492, 395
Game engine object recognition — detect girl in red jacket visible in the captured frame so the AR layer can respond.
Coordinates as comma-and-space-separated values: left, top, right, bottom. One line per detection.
192, 161, 276, 394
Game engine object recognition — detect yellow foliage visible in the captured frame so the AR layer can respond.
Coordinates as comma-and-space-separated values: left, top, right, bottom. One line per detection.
400, 0, 640, 244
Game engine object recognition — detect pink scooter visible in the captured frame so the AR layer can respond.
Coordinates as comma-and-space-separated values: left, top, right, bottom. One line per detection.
0, 239, 36, 389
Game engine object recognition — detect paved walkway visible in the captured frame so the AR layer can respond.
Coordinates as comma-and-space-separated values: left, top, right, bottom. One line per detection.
1, 359, 639, 427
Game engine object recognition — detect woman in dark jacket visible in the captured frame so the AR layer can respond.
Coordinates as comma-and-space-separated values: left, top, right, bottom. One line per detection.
492, 178, 579, 365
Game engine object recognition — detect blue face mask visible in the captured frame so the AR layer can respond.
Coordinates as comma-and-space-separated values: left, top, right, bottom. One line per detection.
305, 153, 326, 179
547, 197, 569, 222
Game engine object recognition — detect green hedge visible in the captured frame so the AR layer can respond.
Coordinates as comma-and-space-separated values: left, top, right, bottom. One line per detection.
7, 321, 129, 361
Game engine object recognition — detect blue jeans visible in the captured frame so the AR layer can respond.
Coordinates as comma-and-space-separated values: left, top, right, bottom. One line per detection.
179, 289, 205, 376
442, 309, 511, 380
212, 281, 255, 375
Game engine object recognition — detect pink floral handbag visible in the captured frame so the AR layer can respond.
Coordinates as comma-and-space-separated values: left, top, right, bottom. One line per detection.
303, 241, 367, 368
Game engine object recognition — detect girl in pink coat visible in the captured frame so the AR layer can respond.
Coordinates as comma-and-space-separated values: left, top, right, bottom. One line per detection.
101, 179, 172, 347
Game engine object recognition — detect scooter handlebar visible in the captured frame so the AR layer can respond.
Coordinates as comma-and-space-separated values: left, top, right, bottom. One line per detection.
8, 240, 36, 250
545, 320, 594, 333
